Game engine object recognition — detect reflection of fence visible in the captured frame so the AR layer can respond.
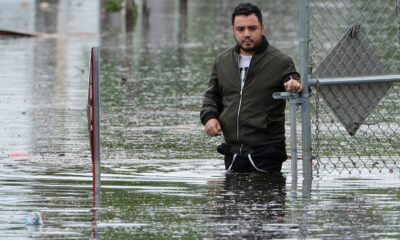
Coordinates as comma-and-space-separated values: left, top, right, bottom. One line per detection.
296, 0, 400, 175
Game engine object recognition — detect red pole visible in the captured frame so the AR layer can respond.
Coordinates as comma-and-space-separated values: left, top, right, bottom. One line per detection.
88, 47, 101, 209
90, 47, 97, 207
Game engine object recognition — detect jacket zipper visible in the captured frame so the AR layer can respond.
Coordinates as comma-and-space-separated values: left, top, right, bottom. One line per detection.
236, 55, 251, 154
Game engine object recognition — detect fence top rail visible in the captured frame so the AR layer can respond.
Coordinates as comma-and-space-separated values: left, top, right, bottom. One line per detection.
309, 75, 400, 86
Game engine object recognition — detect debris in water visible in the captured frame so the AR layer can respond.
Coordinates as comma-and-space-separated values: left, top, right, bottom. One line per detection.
24, 212, 43, 226
0, 151, 27, 158
9, 152, 27, 158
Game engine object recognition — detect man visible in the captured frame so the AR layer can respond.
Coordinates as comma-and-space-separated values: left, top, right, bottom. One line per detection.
200, 3, 302, 173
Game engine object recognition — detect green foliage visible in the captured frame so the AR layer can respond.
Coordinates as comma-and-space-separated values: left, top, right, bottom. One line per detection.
104, 0, 123, 12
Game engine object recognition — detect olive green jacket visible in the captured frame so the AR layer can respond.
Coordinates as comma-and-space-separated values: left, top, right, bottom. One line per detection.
200, 37, 299, 153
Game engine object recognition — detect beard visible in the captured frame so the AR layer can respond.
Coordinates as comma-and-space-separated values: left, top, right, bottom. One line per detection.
240, 45, 256, 52
235, 37, 258, 53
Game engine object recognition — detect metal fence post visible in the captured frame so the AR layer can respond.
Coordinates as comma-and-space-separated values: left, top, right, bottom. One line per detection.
93, 47, 101, 208
289, 99, 298, 190
298, 0, 313, 192
273, 92, 300, 190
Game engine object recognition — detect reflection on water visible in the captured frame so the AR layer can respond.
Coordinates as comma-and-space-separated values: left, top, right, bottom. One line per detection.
204, 173, 288, 239
0, 0, 399, 239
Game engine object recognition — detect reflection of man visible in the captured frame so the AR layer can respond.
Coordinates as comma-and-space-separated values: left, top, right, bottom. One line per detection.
200, 3, 302, 173
204, 173, 287, 239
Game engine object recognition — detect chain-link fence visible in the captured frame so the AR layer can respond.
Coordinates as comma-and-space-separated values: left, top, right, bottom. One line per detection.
307, 0, 400, 173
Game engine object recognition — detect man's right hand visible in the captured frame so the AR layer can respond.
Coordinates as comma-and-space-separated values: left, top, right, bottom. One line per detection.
204, 118, 222, 137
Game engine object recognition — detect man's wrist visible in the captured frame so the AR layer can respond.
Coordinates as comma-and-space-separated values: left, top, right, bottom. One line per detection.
201, 112, 218, 125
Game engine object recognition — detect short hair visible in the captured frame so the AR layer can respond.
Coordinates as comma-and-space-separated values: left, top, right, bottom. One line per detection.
231, 3, 263, 26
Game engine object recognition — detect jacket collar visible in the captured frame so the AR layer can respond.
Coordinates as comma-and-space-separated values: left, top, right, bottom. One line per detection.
234, 36, 269, 55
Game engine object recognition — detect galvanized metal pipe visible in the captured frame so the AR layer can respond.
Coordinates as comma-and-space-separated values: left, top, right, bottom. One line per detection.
309, 75, 400, 86
290, 99, 298, 190
298, 0, 313, 189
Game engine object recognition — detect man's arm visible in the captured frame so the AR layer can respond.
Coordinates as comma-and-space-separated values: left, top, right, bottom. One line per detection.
200, 61, 223, 137
282, 57, 303, 93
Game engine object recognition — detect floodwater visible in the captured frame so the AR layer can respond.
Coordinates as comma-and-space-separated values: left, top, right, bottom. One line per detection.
1, 0, 399, 239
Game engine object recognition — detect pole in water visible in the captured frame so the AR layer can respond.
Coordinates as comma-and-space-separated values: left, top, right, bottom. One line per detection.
88, 47, 101, 210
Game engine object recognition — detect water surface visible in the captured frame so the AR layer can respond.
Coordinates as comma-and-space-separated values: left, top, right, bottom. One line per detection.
0, 0, 399, 239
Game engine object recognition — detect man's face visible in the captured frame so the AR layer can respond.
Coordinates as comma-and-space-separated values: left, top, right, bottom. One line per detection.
232, 13, 264, 55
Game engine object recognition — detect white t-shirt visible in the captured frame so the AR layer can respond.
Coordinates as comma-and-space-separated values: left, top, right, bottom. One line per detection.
239, 55, 252, 89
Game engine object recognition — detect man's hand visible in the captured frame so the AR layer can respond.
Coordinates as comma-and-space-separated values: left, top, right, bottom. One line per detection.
204, 118, 222, 137
284, 77, 303, 93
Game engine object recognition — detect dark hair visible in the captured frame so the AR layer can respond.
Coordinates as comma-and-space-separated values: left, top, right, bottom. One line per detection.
231, 3, 263, 26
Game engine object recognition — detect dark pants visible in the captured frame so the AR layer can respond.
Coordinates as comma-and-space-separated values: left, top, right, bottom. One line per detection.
219, 144, 287, 173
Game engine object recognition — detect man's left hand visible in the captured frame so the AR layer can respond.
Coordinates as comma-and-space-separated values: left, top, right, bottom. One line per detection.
284, 79, 303, 93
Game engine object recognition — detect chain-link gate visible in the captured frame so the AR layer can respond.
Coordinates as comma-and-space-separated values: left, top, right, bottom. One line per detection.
303, 0, 400, 174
